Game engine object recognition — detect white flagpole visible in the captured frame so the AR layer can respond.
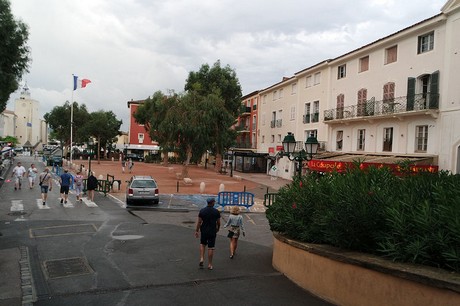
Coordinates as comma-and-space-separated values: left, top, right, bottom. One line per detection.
70, 74, 75, 165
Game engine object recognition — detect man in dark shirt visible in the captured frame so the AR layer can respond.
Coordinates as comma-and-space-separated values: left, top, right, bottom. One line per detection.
59, 169, 73, 204
195, 197, 221, 270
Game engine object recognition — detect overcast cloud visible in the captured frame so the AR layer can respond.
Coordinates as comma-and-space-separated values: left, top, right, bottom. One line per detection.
7, 0, 446, 130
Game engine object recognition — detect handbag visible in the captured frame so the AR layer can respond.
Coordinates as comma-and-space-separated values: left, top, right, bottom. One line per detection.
39, 174, 48, 187
227, 230, 234, 238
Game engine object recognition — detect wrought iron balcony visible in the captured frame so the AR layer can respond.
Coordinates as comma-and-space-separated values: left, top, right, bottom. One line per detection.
240, 106, 252, 116
275, 119, 283, 128
303, 114, 310, 124
323, 93, 439, 122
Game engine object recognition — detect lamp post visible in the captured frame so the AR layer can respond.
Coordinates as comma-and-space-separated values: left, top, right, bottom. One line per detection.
88, 138, 94, 176
281, 132, 319, 178
205, 150, 209, 169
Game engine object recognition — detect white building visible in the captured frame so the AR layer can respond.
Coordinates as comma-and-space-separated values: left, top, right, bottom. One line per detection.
256, 0, 460, 178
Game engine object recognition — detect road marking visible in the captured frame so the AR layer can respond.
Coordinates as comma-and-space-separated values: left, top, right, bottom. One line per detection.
11, 200, 24, 212
62, 200, 74, 208
245, 214, 256, 225
37, 199, 50, 209
81, 198, 98, 207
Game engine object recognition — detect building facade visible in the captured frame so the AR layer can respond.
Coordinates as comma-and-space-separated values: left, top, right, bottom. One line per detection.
126, 99, 160, 156
255, 0, 460, 178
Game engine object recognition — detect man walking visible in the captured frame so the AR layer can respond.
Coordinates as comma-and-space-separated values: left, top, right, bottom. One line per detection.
59, 169, 73, 204
11, 162, 26, 190
39, 168, 53, 206
195, 198, 221, 270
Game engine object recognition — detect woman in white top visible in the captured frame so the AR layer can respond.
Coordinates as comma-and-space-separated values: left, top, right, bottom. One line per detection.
224, 206, 245, 259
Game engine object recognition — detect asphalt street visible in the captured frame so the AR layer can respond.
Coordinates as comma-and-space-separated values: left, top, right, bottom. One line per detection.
0, 156, 333, 306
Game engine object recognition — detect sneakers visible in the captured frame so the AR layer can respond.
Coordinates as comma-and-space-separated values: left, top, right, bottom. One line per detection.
43, 202, 45, 206
60, 198, 63, 204
64, 200, 67, 204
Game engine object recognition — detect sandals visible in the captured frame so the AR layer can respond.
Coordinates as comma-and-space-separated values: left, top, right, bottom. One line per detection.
199, 261, 204, 269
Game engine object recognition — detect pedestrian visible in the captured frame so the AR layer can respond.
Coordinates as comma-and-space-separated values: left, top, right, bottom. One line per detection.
27, 163, 38, 189
121, 159, 126, 173
224, 206, 246, 259
38, 168, 53, 206
34, 150, 38, 160
59, 169, 73, 204
11, 161, 26, 190
128, 158, 134, 173
195, 197, 221, 270
86, 171, 98, 202
74, 170, 84, 202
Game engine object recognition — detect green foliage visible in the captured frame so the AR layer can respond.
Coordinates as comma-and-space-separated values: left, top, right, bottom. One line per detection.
0, 0, 31, 112
266, 167, 460, 272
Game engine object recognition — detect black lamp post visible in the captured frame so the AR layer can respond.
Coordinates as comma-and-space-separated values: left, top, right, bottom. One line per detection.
281, 132, 319, 178
205, 150, 209, 169
88, 138, 94, 176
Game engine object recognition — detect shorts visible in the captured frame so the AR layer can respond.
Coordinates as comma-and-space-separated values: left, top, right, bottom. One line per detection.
75, 185, 82, 195
228, 226, 241, 239
200, 232, 217, 249
41, 186, 49, 193
60, 185, 70, 194
14, 176, 23, 184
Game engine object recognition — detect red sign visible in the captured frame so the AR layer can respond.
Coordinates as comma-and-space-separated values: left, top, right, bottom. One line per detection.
307, 160, 438, 174
268, 147, 275, 154
276, 145, 284, 151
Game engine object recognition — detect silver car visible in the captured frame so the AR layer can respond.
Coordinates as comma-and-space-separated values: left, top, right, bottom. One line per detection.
126, 175, 159, 206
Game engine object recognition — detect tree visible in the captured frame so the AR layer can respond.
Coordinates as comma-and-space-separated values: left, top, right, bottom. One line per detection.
44, 101, 90, 149
0, 0, 31, 112
184, 60, 242, 171
81, 110, 122, 163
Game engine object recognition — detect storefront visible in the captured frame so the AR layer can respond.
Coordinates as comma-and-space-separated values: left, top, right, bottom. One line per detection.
232, 150, 268, 173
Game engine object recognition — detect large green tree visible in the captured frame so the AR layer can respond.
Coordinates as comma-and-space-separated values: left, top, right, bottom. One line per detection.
81, 110, 122, 163
184, 60, 242, 171
44, 101, 90, 147
0, 0, 31, 112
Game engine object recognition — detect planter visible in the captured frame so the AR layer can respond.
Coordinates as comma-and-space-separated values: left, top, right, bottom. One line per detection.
272, 233, 460, 306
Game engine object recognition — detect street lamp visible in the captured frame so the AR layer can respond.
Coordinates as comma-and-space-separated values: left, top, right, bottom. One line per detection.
88, 138, 94, 176
281, 132, 319, 178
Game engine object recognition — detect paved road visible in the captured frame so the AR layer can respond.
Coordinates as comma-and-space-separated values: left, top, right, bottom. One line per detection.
0, 156, 333, 306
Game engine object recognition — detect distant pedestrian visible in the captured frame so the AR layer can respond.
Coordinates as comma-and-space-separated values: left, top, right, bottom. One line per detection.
224, 206, 245, 259
27, 163, 38, 189
86, 172, 98, 202
128, 158, 134, 173
121, 159, 126, 173
38, 168, 53, 206
34, 150, 38, 160
11, 162, 26, 190
59, 169, 73, 204
74, 170, 84, 202
195, 197, 221, 270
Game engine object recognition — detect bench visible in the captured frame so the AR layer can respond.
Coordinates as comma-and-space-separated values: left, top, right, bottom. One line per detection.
217, 191, 255, 211
183, 177, 193, 185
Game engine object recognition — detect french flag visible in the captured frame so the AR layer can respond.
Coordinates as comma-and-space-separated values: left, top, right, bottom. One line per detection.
73, 75, 92, 90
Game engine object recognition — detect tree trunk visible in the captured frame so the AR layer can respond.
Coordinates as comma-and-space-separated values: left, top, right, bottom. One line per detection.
162, 149, 169, 165
182, 145, 193, 178
215, 154, 223, 173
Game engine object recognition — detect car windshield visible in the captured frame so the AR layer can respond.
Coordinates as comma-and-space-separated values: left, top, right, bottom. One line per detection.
131, 180, 156, 188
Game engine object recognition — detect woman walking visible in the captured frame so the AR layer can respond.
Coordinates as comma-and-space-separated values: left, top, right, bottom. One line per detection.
224, 206, 245, 259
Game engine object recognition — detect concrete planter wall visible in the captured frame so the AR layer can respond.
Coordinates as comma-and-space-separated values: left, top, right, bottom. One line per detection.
272, 233, 460, 306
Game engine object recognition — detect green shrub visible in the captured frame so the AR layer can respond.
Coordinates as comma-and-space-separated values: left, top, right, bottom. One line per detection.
266, 166, 460, 272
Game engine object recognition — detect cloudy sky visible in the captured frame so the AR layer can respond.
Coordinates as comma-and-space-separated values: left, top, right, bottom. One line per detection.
7, 0, 446, 131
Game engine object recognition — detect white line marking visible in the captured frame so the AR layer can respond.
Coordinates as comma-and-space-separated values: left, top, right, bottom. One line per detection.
37, 199, 50, 209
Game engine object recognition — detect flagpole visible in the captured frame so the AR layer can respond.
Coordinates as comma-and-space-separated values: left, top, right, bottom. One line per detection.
70, 74, 75, 165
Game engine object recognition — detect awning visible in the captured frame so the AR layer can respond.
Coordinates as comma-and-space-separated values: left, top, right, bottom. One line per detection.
306, 153, 438, 173
126, 144, 160, 151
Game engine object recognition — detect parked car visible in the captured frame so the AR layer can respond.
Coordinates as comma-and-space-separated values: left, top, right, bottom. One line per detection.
126, 153, 144, 162
46, 155, 63, 167
126, 175, 159, 206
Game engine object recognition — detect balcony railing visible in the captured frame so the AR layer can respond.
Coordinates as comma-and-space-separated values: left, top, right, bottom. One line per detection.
240, 106, 251, 116
303, 114, 310, 124
275, 119, 283, 128
311, 112, 319, 123
323, 93, 439, 122
270, 120, 276, 128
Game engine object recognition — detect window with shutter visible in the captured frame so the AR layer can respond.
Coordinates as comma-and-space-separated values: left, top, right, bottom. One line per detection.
357, 89, 367, 116
359, 56, 369, 72
385, 46, 398, 64
336, 94, 344, 119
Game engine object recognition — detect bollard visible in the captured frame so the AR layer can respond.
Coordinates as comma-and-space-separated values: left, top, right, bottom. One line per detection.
200, 182, 205, 193
177, 181, 179, 192
113, 181, 119, 191
98, 174, 103, 180
111, 157, 114, 162
219, 183, 225, 192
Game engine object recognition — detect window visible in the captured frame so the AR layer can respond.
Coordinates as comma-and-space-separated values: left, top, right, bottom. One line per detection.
271, 135, 275, 143
383, 127, 393, 152
278, 134, 282, 142
385, 45, 398, 64
291, 83, 297, 94
279, 89, 283, 98
418, 32, 434, 54
262, 113, 266, 126
383, 82, 395, 113
312, 101, 319, 123
252, 115, 257, 130
359, 56, 369, 72
306, 75, 312, 87
357, 129, 366, 151
415, 125, 428, 152
337, 64, 347, 79
314, 72, 321, 85
303, 103, 311, 124
138, 133, 144, 144
336, 130, 343, 151
290, 106, 296, 120
357, 89, 367, 116
273, 91, 277, 100
261, 135, 265, 143
336, 94, 344, 119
